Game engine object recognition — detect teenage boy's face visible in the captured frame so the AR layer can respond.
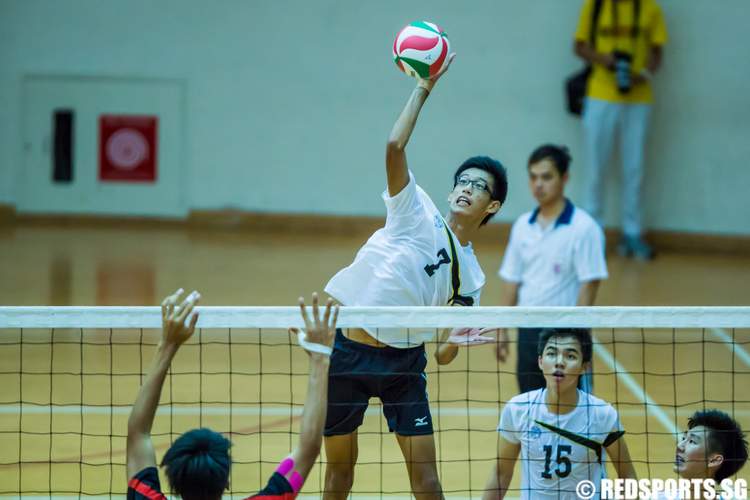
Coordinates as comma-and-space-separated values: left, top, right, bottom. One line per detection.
537, 335, 587, 392
448, 167, 499, 220
528, 159, 567, 206
675, 425, 722, 479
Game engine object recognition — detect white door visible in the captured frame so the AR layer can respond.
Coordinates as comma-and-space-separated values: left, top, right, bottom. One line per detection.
19, 75, 186, 217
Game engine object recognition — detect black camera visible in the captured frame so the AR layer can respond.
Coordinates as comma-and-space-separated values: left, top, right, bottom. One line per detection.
613, 51, 633, 94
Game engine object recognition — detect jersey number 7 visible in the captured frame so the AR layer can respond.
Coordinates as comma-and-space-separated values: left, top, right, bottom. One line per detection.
424, 249, 450, 277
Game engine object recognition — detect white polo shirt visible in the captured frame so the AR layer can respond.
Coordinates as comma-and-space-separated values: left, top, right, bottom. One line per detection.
326, 170, 485, 347
499, 200, 607, 306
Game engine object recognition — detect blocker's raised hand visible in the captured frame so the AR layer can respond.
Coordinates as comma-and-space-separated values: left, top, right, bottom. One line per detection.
160, 288, 200, 347
291, 293, 339, 357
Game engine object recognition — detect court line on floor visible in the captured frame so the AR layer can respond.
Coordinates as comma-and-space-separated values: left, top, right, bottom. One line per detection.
711, 328, 750, 368
2, 404, 747, 418
593, 343, 679, 436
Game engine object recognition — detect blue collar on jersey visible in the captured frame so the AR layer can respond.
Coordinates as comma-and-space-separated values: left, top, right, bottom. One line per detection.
528, 198, 574, 228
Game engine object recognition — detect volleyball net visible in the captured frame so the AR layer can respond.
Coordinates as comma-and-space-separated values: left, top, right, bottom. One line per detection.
1, 306, 749, 498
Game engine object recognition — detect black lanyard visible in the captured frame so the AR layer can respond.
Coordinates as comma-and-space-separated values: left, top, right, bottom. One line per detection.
535, 419, 626, 464
443, 223, 474, 307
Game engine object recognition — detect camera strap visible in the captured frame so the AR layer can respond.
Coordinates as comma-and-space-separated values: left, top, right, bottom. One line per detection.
590, 0, 604, 50
611, 0, 642, 53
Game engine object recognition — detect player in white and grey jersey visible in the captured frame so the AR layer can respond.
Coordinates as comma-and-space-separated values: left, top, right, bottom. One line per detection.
483, 328, 637, 499
322, 53, 509, 500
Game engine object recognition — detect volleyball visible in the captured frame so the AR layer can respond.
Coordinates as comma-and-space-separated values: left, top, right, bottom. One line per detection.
393, 21, 450, 79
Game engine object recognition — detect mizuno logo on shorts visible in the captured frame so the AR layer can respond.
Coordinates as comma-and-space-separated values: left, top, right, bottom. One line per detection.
415, 416, 429, 426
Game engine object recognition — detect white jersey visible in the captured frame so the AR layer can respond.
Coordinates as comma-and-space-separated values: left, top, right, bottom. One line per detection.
325, 171, 485, 348
498, 388, 623, 500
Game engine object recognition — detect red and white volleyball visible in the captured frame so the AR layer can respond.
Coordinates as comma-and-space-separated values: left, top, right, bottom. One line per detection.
393, 21, 450, 79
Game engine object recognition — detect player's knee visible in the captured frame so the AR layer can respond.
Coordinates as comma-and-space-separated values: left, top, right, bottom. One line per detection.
411, 468, 442, 494
324, 462, 354, 491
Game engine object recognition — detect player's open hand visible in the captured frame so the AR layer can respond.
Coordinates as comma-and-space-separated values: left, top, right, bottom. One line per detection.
160, 288, 200, 347
448, 326, 496, 346
291, 293, 339, 358
418, 52, 456, 93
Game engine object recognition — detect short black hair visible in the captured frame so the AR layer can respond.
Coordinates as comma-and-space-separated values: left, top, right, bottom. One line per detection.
528, 144, 572, 176
687, 409, 748, 481
537, 328, 592, 364
453, 155, 508, 225
161, 428, 232, 500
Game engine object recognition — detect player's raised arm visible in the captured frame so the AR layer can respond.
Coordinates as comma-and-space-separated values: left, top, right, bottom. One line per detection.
283, 293, 339, 486
386, 53, 456, 197
126, 289, 200, 479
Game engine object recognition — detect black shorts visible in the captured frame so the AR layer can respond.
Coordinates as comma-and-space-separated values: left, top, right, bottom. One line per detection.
324, 329, 433, 436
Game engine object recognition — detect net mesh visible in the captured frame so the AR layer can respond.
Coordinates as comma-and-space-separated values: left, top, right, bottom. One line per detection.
1, 306, 749, 498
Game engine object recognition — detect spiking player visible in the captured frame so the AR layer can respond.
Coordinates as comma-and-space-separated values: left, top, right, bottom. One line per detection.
322, 54, 509, 500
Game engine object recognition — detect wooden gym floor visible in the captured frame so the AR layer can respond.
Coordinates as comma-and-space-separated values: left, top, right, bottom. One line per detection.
0, 221, 749, 497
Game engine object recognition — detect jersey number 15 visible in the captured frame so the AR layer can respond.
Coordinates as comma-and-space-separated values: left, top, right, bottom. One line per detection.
541, 444, 572, 479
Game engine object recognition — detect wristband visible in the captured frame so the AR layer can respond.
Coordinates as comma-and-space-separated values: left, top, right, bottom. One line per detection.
297, 329, 333, 356
276, 457, 303, 494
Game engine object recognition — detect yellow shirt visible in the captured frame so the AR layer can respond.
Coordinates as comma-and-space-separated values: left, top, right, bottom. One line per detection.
575, 0, 668, 104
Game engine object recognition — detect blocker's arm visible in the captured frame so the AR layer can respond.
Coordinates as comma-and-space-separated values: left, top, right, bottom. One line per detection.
284, 294, 339, 484
126, 289, 199, 479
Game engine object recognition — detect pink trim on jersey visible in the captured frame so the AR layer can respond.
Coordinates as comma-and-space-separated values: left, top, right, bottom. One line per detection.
128, 477, 166, 500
